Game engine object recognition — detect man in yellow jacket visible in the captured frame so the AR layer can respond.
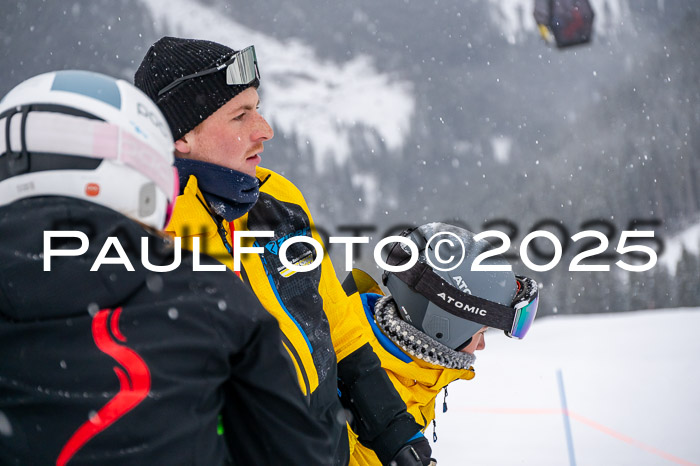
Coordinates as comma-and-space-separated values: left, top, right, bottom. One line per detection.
135, 37, 427, 465
342, 223, 540, 465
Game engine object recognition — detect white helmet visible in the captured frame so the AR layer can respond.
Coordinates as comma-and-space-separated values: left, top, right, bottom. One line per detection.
0, 70, 177, 229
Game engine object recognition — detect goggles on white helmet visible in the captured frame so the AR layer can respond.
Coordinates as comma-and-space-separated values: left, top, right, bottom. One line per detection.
382, 223, 539, 350
0, 70, 178, 230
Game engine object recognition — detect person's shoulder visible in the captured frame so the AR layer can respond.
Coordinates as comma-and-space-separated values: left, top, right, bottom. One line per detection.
166, 174, 217, 236
158, 248, 273, 322
255, 166, 307, 204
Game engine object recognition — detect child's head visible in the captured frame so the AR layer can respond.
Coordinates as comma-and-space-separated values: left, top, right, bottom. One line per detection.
382, 222, 539, 352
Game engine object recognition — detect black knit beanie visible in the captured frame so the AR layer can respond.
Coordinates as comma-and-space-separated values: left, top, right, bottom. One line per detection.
134, 36, 259, 141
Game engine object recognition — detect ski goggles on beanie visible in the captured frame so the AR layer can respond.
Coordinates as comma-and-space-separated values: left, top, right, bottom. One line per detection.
157, 46, 259, 98
382, 237, 539, 340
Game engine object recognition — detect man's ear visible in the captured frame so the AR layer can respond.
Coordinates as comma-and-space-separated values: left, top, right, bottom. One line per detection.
174, 133, 192, 155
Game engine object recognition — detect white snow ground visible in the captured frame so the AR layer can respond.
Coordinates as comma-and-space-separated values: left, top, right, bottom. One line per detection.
431, 308, 700, 466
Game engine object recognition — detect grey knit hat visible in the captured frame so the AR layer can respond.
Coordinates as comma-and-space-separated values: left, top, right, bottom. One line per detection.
134, 36, 259, 141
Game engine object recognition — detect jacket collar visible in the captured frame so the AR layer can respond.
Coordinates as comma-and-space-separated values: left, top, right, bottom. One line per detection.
385, 351, 475, 420
166, 174, 220, 238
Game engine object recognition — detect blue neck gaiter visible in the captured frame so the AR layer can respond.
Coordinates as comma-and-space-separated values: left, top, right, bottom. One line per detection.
175, 158, 259, 222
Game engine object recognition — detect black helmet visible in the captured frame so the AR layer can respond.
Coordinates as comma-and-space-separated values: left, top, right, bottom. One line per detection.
382, 222, 539, 350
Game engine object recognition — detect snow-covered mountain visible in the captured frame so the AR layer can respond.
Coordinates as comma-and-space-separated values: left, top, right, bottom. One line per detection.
141, 0, 634, 171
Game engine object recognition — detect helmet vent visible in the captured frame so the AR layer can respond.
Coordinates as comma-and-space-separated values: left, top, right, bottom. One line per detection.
425, 315, 450, 341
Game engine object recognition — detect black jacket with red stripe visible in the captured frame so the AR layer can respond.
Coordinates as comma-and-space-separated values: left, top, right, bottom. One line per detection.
0, 197, 333, 465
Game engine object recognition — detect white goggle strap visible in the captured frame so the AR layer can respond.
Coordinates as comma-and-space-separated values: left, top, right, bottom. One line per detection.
0, 111, 175, 199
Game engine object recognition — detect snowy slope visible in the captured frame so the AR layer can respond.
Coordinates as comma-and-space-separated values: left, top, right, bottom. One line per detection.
139, 0, 631, 170
431, 308, 700, 465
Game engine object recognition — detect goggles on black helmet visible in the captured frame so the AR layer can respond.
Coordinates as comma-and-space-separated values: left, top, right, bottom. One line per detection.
382, 229, 539, 340
157, 45, 259, 98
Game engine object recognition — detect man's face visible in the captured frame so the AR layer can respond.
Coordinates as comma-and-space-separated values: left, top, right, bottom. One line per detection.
176, 87, 273, 177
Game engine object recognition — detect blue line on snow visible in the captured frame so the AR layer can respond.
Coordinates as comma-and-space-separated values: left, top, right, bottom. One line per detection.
557, 368, 577, 466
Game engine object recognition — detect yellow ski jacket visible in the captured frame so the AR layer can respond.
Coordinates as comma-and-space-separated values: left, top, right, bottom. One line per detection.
343, 276, 476, 466
166, 167, 420, 463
